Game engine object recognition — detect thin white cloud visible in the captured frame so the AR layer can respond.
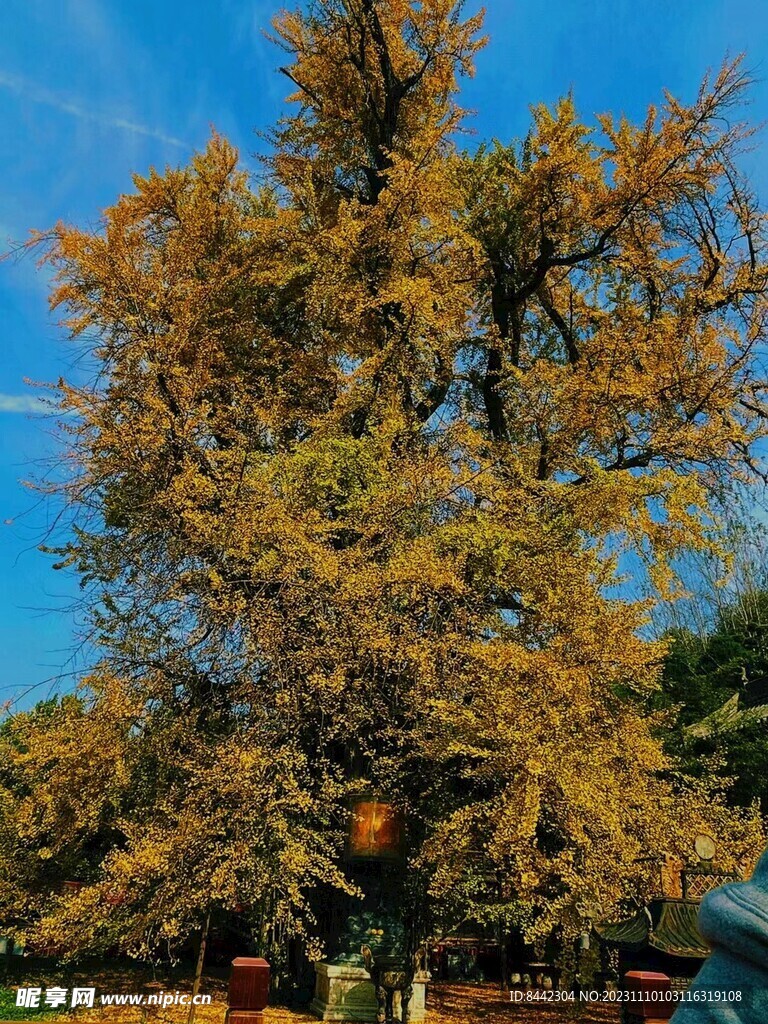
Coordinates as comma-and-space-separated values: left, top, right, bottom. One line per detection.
0, 394, 50, 414
0, 69, 189, 149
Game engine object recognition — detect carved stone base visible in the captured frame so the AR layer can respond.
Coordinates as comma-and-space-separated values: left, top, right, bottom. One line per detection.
310, 962, 428, 1022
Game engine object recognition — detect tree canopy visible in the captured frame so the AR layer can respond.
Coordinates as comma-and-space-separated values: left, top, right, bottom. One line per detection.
2, 0, 768, 962
658, 584, 768, 809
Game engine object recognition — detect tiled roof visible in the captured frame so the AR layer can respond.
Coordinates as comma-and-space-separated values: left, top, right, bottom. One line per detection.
595, 899, 708, 959
685, 692, 768, 740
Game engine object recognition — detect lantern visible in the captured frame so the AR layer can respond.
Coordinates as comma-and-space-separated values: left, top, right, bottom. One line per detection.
346, 796, 405, 862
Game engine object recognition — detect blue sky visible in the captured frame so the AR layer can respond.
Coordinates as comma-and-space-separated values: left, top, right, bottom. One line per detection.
1, 0, 768, 711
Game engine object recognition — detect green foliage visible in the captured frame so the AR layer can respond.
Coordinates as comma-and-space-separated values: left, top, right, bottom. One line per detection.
658, 589, 768, 808
0, 988, 68, 1022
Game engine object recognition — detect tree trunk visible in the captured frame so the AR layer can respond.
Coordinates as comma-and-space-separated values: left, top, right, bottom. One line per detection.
187, 912, 211, 1024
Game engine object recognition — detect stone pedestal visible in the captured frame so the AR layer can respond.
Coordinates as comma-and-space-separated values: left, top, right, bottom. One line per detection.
310, 962, 428, 1022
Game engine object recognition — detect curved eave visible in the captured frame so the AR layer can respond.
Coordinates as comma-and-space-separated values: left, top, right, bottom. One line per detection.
686, 693, 768, 739
596, 899, 708, 960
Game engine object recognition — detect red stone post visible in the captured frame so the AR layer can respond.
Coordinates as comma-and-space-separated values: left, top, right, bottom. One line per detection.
226, 957, 270, 1024
622, 971, 674, 1023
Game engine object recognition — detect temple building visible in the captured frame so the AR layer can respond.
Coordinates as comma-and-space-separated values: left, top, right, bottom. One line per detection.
594, 847, 736, 990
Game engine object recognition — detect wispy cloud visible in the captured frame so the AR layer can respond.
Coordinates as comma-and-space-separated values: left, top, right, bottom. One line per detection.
0, 394, 51, 414
0, 70, 189, 149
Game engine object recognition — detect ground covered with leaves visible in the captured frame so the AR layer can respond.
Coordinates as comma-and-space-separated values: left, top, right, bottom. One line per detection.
1, 980, 621, 1024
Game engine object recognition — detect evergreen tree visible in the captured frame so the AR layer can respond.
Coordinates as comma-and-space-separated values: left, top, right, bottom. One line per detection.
659, 590, 768, 809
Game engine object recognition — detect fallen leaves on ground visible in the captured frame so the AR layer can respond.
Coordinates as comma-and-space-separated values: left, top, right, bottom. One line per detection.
30, 983, 621, 1024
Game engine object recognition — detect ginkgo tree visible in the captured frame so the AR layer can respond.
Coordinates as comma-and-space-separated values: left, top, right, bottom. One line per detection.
2, 0, 768, 965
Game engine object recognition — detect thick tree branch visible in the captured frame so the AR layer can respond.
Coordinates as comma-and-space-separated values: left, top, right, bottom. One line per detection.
536, 284, 580, 364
